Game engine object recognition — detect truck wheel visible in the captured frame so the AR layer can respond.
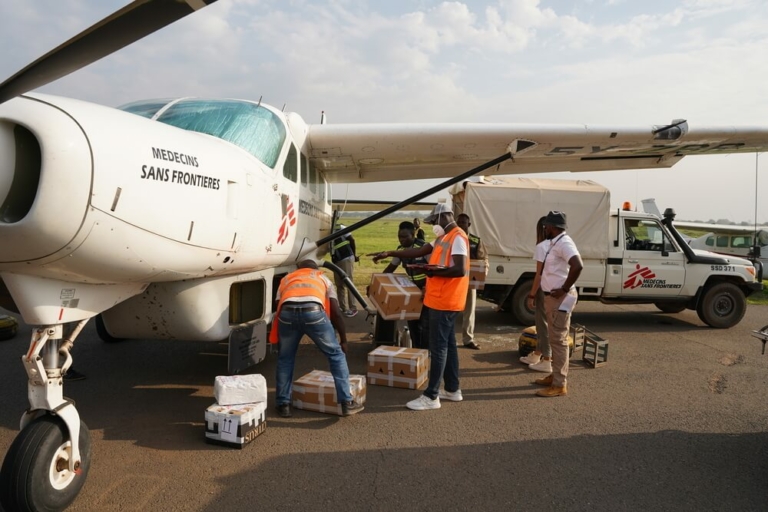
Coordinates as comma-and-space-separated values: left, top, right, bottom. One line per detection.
510, 280, 535, 326
654, 302, 686, 314
696, 282, 747, 329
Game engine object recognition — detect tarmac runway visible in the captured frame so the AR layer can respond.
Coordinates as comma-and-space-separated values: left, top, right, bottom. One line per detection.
1, 301, 768, 511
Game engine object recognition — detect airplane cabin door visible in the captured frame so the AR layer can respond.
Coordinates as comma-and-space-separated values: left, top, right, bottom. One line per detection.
621, 219, 685, 296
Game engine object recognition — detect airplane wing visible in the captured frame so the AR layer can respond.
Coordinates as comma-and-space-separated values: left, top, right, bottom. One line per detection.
331, 200, 436, 212
307, 122, 768, 183
671, 222, 768, 234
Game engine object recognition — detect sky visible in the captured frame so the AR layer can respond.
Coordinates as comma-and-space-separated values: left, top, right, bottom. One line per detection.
1, 0, 767, 222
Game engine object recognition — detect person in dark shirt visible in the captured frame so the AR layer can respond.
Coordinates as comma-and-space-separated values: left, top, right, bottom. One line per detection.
381, 221, 429, 348
413, 218, 426, 241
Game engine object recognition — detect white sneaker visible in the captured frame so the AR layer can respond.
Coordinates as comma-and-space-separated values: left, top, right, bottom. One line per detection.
519, 352, 541, 365
406, 395, 441, 410
529, 359, 553, 373
438, 389, 463, 402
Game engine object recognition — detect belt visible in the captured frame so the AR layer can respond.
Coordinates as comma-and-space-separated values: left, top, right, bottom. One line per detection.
543, 288, 571, 296
283, 302, 323, 311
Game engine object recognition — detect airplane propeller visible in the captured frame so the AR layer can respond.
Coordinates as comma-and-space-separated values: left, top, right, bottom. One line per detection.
0, 0, 219, 105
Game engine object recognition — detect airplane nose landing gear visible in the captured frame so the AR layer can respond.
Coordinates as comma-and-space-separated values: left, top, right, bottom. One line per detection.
0, 321, 92, 512
0, 416, 92, 511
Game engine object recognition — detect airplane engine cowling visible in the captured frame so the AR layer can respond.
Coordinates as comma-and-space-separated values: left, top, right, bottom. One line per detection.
0, 97, 92, 263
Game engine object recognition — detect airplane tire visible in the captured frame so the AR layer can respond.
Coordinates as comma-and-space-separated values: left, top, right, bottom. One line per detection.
510, 280, 535, 326
654, 302, 687, 314
696, 282, 746, 329
95, 314, 124, 343
0, 416, 92, 512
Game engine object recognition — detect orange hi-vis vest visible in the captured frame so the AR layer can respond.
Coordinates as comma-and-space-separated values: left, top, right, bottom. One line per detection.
268, 268, 332, 344
424, 226, 470, 312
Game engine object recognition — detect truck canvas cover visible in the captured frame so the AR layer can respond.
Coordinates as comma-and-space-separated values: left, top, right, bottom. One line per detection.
453, 177, 611, 260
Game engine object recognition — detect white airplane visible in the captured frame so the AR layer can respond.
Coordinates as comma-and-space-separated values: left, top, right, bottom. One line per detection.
641, 198, 768, 276
2, 1, 768, 510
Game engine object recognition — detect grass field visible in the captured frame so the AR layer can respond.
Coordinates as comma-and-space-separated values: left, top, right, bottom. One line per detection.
329, 217, 411, 290
336, 218, 768, 305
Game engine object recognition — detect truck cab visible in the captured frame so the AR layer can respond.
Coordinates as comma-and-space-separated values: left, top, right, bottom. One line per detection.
456, 177, 761, 329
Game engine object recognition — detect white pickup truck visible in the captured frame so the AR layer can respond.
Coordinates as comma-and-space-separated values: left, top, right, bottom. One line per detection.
451, 177, 762, 329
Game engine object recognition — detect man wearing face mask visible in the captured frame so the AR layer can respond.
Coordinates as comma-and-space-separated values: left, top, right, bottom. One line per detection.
372, 203, 469, 410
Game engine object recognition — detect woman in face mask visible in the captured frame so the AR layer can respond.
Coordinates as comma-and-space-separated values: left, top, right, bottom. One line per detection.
371, 203, 471, 412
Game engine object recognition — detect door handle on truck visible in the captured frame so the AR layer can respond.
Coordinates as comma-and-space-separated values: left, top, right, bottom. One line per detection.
627, 259, 638, 263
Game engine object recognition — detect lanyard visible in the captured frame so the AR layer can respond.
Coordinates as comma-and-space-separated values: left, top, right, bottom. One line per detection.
543, 233, 566, 268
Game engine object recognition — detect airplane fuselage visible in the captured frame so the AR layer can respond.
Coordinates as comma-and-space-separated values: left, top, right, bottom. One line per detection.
0, 94, 332, 335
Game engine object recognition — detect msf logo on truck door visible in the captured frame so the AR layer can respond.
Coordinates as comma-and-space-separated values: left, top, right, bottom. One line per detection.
624, 264, 656, 289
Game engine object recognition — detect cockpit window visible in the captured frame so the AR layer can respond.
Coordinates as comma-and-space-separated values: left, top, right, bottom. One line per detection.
118, 99, 287, 168
118, 99, 173, 119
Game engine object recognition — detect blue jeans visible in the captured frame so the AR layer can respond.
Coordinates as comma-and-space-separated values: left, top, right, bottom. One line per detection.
275, 306, 352, 406
422, 306, 460, 400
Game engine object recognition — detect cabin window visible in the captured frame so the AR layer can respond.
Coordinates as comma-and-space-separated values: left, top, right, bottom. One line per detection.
716, 236, 729, 248
731, 236, 753, 248
705, 236, 715, 247
300, 154, 309, 187
308, 162, 318, 194
283, 144, 298, 182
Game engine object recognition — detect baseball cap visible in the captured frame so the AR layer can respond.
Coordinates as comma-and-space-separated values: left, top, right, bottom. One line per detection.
424, 203, 453, 224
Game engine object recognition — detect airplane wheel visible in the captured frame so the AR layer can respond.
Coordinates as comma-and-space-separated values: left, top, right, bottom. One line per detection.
95, 314, 124, 343
696, 282, 746, 329
0, 416, 92, 512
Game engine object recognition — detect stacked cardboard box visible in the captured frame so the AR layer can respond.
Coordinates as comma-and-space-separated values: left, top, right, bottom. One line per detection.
367, 346, 429, 390
205, 374, 268, 448
368, 273, 422, 321
293, 370, 366, 416
469, 260, 487, 290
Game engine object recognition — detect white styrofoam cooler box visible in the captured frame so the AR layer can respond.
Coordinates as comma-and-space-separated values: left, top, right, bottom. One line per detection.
214, 374, 267, 406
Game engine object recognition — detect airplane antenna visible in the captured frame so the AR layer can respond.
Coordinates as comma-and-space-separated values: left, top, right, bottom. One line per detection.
755, 152, 759, 238
320, 111, 326, 125
257, 95, 262, 108
281, 103, 286, 112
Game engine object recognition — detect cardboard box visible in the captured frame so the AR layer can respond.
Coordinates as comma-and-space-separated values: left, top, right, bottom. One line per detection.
367, 346, 429, 389
368, 273, 422, 321
293, 370, 366, 416
205, 401, 267, 448
469, 260, 487, 290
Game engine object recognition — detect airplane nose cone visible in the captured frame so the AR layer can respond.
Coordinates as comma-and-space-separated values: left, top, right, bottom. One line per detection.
0, 121, 40, 224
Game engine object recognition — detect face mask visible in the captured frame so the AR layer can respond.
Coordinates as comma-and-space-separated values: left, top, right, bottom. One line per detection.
432, 224, 445, 238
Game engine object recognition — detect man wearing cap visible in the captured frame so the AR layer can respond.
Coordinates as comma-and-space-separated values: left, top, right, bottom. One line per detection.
372, 203, 469, 410
269, 260, 364, 417
533, 211, 583, 397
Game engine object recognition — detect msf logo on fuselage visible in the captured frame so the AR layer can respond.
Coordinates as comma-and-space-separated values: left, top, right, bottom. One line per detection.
277, 194, 296, 245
